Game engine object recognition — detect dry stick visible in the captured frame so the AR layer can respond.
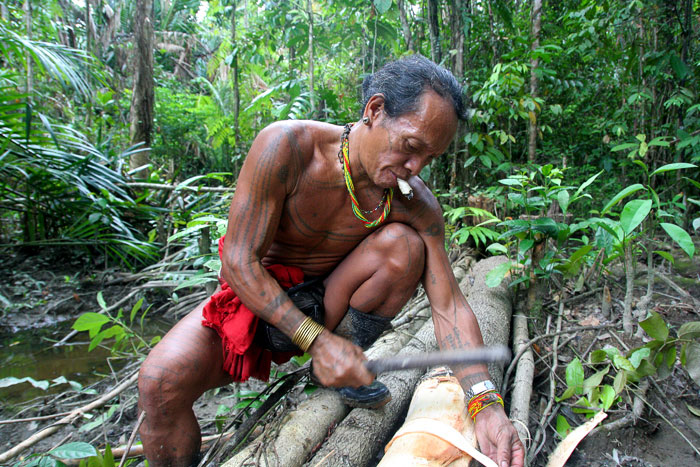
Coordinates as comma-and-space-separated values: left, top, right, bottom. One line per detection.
529, 285, 565, 462
55, 289, 141, 346
0, 412, 72, 425
0, 371, 139, 464
501, 324, 615, 395
118, 411, 146, 467
125, 182, 235, 193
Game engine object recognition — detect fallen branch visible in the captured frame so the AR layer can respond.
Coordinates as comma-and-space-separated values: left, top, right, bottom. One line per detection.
509, 308, 534, 448
125, 182, 234, 193
0, 371, 139, 464
118, 411, 146, 467
593, 379, 648, 434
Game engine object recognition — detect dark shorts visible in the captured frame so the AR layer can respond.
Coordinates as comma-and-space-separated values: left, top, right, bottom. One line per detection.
254, 277, 326, 352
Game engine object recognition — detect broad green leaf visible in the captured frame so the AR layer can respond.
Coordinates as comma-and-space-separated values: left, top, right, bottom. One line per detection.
684, 342, 700, 386
601, 184, 645, 215
566, 357, 584, 395
639, 311, 669, 341
619, 199, 651, 235
693, 218, 700, 231
486, 243, 508, 255
611, 142, 638, 152
72, 313, 109, 338
485, 261, 512, 288
96, 291, 107, 310
373, 0, 392, 14
654, 250, 675, 264
573, 170, 602, 199
650, 162, 697, 177
583, 366, 609, 397
556, 415, 572, 438
48, 442, 97, 459
628, 347, 650, 369
660, 223, 695, 258
519, 238, 534, 255
558, 189, 570, 214
679, 322, 700, 340
612, 354, 635, 371
599, 385, 616, 410
556, 386, 576, 402
590, 349, 608, 364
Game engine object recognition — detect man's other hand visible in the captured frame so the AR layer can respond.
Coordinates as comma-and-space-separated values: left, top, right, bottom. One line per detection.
474, 404, 526, 467
308, 330, 374, 387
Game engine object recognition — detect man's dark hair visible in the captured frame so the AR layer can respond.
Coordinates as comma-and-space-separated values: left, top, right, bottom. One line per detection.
361, 55, 467, 121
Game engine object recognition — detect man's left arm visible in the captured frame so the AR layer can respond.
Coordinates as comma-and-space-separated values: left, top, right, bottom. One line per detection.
410, 189, 525, 467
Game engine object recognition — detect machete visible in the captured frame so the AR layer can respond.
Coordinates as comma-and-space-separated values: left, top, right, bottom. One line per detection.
364, 345, 511, 374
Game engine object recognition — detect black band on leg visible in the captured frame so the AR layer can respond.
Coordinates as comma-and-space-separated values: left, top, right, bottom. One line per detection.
335, 306, 392, 350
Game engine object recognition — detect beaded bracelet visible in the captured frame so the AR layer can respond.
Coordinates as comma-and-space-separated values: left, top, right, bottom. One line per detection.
467, 390, 504, 420
291, 317, 325, 352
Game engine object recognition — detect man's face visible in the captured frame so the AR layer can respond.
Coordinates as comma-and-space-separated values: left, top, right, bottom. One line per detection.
360, 90, 459, 188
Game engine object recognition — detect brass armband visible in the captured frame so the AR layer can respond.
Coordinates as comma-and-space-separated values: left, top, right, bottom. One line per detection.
291, 317, 325, 352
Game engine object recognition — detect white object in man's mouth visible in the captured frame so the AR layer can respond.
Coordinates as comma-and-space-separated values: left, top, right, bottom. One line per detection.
397, 178, 413, 200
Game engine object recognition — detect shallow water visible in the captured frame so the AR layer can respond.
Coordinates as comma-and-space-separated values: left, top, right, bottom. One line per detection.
0, 317, 173, 407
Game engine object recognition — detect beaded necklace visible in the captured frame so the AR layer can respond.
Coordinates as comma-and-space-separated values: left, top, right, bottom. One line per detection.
338, 123, 393, 228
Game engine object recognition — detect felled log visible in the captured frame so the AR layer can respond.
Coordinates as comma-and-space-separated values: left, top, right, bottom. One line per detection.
379, 368, 496, 467
223, 293, 433, 467
303, 319, 438, 467
460, 256, 513, 387
305, 256, 514, 467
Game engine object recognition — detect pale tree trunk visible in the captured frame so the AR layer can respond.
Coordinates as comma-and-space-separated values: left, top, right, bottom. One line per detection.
306, 0, 315, 117
449, 0, 466, 199
428, 0, 442, 64
231, 0, 240, 147
486, 0, 499, 65
527, 0, 542, 164
397, 0, 414, 53
129, 0, 154, 179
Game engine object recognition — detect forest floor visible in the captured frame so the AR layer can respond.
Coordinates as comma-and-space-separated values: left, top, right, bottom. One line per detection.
1, 247, 700, 466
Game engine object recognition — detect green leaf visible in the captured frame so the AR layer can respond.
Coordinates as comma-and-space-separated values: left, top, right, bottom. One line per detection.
619, 199, 652, 235
519, 238, 534, 255
613, 370, 627, 395
0, 376, 50, 390
590, 349, 608, 364
72, 313, 109, 338
96, 292, 107, 310
660, 223, 695, 258
557, 189, 570, 214
599, 385, 616, 411
485, 243, 508, 255
583, 366, 609, 398
686, 404, 700, 418
373, 0, 392, 14
129, 297, 143, 324
573, 171, 602, 199
612, 354, 635, 371
485, 261, 512, 288
650, 162, 697, 177
601, 184, 645, 215
611, 142, 638, 152
556, 415, 572, 438
684, 342, 700, 386
79, 405, 117, 433
639, 311, 669, 341
48, 442, 97, 459
628, 347, 650, 369
556, 386, 576, 402
566, 357, 584, 395
654, 250, 675, 264
679, 322, 700, 340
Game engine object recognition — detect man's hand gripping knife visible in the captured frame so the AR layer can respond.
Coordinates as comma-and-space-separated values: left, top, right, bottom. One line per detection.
297, 318, 375, 389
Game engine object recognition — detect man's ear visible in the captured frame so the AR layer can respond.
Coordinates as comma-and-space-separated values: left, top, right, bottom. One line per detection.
363, 94, 386, 125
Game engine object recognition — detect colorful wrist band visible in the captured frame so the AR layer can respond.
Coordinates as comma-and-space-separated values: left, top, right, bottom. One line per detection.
467, 390, 504, 420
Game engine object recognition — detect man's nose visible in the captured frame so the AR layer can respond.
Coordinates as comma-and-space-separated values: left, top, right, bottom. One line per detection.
403, 156, 422, 175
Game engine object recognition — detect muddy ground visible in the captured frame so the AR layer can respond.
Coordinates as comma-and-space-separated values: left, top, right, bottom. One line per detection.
1, 247, 700, 466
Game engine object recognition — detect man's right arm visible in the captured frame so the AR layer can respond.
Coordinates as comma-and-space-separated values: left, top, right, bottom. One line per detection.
220, 123, 373, 388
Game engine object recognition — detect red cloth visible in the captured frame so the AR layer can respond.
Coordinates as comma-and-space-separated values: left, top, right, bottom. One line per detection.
202, 237, 304, 382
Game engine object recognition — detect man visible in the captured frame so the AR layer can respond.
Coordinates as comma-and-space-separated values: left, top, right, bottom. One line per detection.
138, 55, 524, 467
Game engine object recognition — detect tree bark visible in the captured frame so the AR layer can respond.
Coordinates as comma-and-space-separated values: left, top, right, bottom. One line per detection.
397, 0, 414, 53
231, 0, 240, 147
129, 0, 155, 179
427, 0, 442, 64
527, 0, 542, 164
306, 0, 315, 117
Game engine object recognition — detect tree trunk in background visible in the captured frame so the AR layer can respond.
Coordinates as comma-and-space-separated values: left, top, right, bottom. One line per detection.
527, 0, 542, 165
307, 0, 315, 117
486, 0, 498, 66
23, 0, 35, 244
428, 0, 441, 64
449, 0, 466, 198
129, 0, 154, 179
397, 0, 414, 53
231, 0, 240, 146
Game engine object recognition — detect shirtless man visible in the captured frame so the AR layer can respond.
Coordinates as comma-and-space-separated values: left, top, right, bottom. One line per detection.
138, 55, 525, 467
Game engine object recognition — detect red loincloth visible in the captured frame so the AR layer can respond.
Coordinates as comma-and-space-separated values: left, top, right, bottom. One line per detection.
202, 237, 304, 382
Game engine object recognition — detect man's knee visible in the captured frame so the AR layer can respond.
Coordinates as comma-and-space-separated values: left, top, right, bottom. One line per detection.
374, 223, 425, 273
